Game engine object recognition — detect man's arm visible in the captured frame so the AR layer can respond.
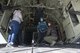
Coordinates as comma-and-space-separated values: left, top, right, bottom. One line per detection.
19, 13, 23, 22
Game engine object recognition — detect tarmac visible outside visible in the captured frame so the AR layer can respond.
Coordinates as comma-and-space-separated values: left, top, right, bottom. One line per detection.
0, 47, 80, 53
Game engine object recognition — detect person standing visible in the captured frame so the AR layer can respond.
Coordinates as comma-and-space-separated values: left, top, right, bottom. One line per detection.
37, 18, 48, 44
6, 9, 23, 47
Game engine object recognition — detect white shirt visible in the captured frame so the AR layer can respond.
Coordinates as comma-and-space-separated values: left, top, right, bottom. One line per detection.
12, 10, 23, 24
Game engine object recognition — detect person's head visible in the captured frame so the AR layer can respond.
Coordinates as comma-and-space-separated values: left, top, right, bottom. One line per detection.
40, 18, 44, 22
48, 23, 51, 27
13, 8, 22, 15
14, 8, 21, 12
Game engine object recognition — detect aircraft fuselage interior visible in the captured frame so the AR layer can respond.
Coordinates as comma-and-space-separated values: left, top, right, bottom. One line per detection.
0, 0, 80, 47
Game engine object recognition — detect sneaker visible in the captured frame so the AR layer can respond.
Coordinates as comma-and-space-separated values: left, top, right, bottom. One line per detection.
6, 42, 14, 48
10, 42, 14, 48
57, 41, 63, 45
10, 42, 14, 45
9, 45, 14, 48
50, 41, 56, 46
6, 43, 10, 47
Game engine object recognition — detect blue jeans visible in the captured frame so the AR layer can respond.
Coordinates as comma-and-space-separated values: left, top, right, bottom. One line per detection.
8, 20, 20, 44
